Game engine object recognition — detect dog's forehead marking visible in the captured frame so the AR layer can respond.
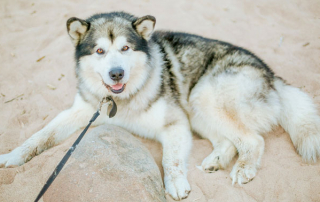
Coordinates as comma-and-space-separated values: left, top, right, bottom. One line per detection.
92, 17, 132, 44
95, 36, 127, 50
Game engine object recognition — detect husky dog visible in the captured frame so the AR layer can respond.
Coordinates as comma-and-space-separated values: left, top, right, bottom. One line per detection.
1, 11, 320, 200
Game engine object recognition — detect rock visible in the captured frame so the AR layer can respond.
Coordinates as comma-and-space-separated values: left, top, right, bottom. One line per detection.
43, 125, 166, 202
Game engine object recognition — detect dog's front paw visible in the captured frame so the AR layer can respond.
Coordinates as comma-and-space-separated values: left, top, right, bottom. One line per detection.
0, 148, 25, 168
230, 161, 257, 185
165, 176, 191, 200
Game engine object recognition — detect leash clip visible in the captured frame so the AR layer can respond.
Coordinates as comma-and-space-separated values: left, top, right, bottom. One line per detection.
98, 96, 117, 118
98, 97, 110, 112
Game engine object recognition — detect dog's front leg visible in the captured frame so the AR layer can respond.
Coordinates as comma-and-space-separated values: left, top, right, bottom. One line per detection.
160, 123, 193, 200
0, 93, 101, 168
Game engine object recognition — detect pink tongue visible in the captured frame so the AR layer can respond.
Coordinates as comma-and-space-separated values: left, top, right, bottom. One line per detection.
111, 83, 124, 90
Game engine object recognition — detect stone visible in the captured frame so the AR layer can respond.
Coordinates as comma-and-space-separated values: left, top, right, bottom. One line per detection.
43, 125, 166, 202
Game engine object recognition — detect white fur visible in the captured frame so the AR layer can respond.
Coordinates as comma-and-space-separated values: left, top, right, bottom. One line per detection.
78, 36, 151, 101
1, 18, 320, 201
275, 78, 320, 162
92, 36, 132, 86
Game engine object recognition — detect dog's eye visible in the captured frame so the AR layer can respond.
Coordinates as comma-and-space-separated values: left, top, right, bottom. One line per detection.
96, 48, 105, 54
121, 46, 130, 51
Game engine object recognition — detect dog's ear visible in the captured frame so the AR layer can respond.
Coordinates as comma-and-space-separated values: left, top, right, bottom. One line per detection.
66, 17, 90, 46
133, 15, 156, 41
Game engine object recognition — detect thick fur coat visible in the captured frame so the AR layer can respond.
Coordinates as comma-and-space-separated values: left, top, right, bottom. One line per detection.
1, 12, 320, 200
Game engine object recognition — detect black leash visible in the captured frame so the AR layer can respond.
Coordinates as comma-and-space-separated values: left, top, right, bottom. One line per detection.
34, 96, 117, 202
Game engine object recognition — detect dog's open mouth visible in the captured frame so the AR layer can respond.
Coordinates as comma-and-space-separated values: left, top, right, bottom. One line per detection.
103, 82, 126, 94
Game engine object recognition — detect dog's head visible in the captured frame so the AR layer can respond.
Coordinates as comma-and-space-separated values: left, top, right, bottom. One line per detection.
66, 12, 156, 99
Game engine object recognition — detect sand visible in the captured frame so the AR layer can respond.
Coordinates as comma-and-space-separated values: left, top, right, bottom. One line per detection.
0, 0, 319, 201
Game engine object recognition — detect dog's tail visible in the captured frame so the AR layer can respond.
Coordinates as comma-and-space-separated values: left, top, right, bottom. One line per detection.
274, 77, 320, 162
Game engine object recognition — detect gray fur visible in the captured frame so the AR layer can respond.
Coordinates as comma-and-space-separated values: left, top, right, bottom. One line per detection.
1, 11, 319, 201
72, 12, 275, 114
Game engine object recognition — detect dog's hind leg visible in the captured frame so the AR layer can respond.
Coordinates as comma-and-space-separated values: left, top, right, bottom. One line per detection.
191, 94, 265, 184
189, 67, 281, 185
200, 137, 237, 172
190, 99, 237, 172
0, 93, 100, 168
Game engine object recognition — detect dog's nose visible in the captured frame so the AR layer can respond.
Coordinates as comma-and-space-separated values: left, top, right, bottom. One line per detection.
109, 68, 124, 81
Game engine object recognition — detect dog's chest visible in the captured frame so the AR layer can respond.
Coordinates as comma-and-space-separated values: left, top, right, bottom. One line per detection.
105, 98, 168, 139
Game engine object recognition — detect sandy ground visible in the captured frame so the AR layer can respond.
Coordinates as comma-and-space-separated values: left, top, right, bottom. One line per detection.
0, 0, 320, 201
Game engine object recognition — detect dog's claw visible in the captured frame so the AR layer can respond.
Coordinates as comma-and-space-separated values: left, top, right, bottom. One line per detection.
230, 162, 256, 185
